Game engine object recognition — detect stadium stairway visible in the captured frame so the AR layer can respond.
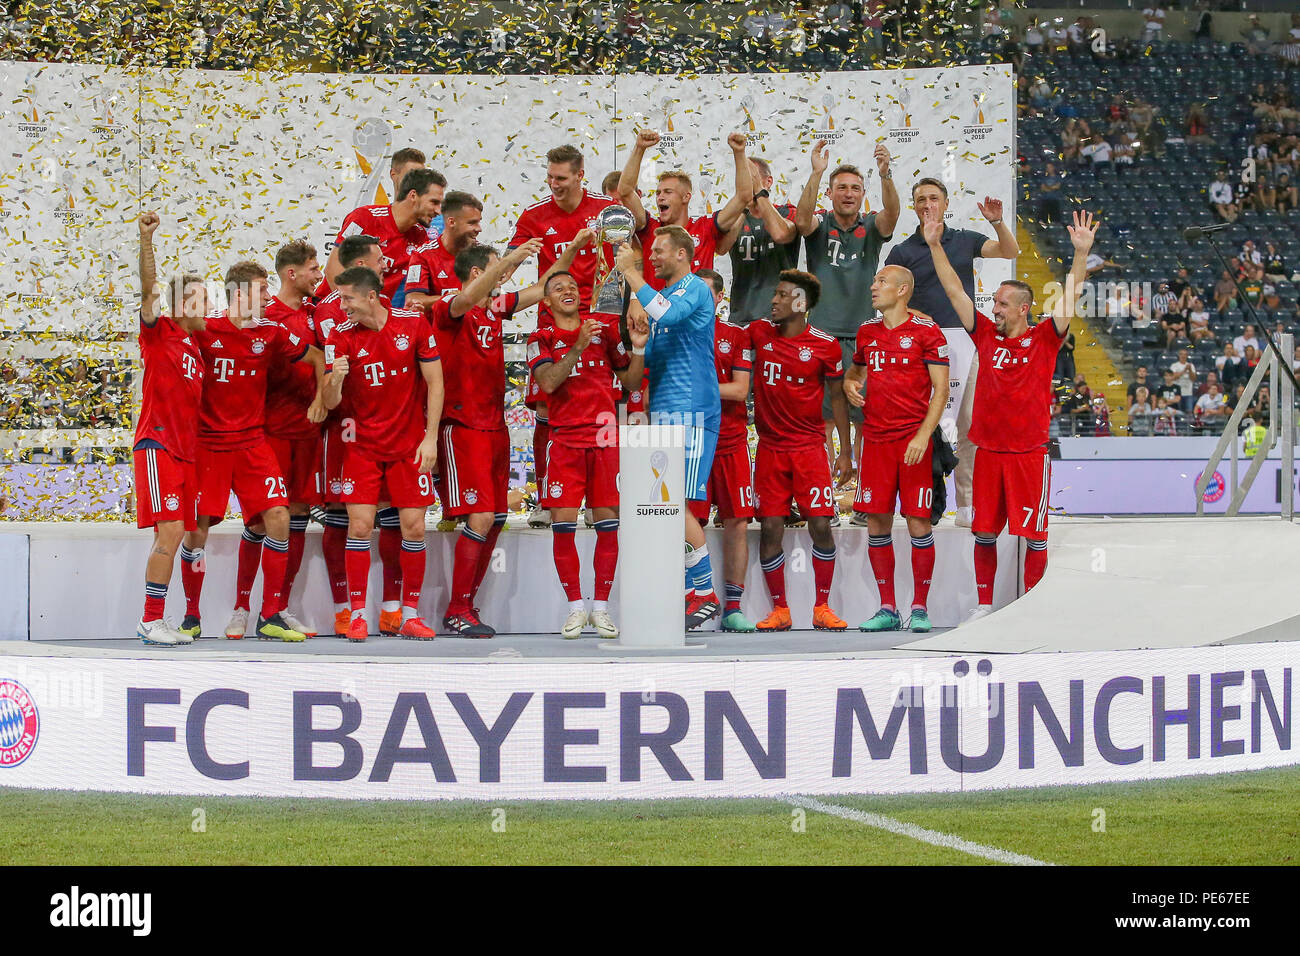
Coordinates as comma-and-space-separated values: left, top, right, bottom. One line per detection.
1017, 221, 1128, 434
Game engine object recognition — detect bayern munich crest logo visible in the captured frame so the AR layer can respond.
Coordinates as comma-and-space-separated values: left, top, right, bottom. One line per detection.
464, 488, 479, 505
900, 336, 913, 349
395, 334, 410, 351
250, 338, 266, 354
719, 340, 732, 354
860, 489, 872, 504
341, 480, 355, 495
0, 679, 39, 767
799, 347, 813, 362
549, 482, 563, 498
164, 493, 180, 511
330, 479, 343, 495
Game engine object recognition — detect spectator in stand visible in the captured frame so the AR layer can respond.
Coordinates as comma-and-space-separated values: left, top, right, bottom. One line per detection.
1153, 397, 1181, 435
1128, 386, 1152, 418
1092, 395, 1112, 436
1209, 170, 1237, 223
1242, 345, 1261, 378
1196, 369, 1220, 397
1235, 325, 1261, 358
1213, 270, 1237, 315
1277, 171, 1297, 215
1168, 266, 1192, 309
1282, 17, 1300, 70
1066, 16, 1087, 53
1055, 330, 1076, 383
1187, 298, 1214, 343
1046, 18, 1067, 51
1264, 243, 1288, 282
1196, 383, 1227, 424
1240, 265, 1265, 310
1170, 347, 1197, 413
1127, 364, 1151, 405
1186, 103, 1213, 145
1249, 385, 1272, 427
1241, 240, 1262, 268
1112, 132, 1137, 173
821, 1, 856, 51
1086, 248, 1122, 278
861, 0, 885, 56
1241, 15, 1270, 57
1060, 118, 1082, 162
1081, 133, 1112, 171
1141, 4, 1166, 45
1039, 162, 1063, 224
1129, 97, 1156, 138
1024, 21, 1045, 57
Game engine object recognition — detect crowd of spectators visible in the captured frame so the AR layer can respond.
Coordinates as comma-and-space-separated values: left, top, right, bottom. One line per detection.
0, 359, 133, 431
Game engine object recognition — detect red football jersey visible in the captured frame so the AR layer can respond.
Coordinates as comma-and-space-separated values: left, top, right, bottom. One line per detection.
852, 313, 949, 441
526, 320, 630, 447
749, 319, 844, 450
404, 236, 462, 300
194, 312, 309, 451
334, 204, 430, 300
313, 291, 391, 422
429, 291, 519, 431
509, 190, 614, 322
135, 313, 204, 462
263, 296, 320, 442
324, 308, 440, 460
713, 320, 753, 453
969, 312, 1066, 453
637, 213, 725, 291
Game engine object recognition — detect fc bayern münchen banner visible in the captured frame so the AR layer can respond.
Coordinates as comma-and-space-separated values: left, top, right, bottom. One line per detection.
0, 61, 1014, 338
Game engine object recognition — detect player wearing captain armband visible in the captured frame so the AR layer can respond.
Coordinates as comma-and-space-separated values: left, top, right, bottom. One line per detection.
926, 209, 1099, 623
615, 227, 724, 632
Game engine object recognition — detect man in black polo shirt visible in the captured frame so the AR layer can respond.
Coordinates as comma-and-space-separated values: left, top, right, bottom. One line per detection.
795, 139, 899, 477
884, 177, 1019, 525
725, 156, 800, 326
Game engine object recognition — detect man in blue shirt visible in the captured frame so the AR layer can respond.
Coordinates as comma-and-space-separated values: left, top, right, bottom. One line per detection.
616, 226, 724, 630
884, 177, 1019, 524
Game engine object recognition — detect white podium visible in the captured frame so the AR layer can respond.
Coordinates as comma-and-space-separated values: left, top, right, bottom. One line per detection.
616, 424, 686, 647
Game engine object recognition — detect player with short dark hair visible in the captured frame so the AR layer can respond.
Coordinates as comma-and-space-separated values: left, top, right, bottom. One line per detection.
926, 209, 1098, 621
182, 260, 327, 643
323, 266, 443, 642
795, 139, 899, 477
748, 269, 853, 632
405, 190, 483, 309
688, 268, 758, 632
134, 211, 207, 646
618, 129, 752, 288
528, 238, 648, 639
842, 264, 950, 633
510, 144, 615, 530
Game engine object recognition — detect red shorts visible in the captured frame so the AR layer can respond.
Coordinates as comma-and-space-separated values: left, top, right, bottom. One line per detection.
854, 436, 933, 519
195, 441, 288, 521
543, 441, 619, 509
439, 422, 509, 516
338, 448, 436, 509
688, 444, 754, 522
266, 433, 324, 505
972, 447, 1052, 541
754, 442, 834, 518
134, 445, 198, 531
322, 419, 348, 503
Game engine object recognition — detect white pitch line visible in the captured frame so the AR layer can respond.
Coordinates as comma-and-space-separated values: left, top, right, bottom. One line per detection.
788, 795, 1055, 866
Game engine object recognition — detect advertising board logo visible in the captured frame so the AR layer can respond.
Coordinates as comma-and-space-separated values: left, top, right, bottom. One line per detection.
54, 172, 87, 227
739, 95, 766, 145
1198, 470, 1226, 503
636, 448, 680, 518
353, 117, 394, 207
17, 80, 49, 140
0, 679, 39, 767
91, 94, 126, 141
887, 87, 918, 145
962, 84, 995, 143
813, 93, 845, 143
658, 97, 684, 150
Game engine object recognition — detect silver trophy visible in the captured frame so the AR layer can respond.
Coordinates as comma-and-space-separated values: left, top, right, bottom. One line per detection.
591, 204, 637, 315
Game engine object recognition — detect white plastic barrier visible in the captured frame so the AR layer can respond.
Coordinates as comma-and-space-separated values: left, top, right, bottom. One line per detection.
617, 424, 686, 648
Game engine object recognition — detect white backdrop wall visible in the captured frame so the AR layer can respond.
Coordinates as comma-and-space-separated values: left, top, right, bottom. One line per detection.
0, 61, 1014, 338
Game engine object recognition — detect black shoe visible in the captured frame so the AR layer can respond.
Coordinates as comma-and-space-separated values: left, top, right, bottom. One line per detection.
256, 613, 306, 642
442, 609, 496, 638
685, 595, 721, 631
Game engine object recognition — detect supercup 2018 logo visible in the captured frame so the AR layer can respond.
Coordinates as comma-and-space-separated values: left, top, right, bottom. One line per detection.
0, 679, 39, 767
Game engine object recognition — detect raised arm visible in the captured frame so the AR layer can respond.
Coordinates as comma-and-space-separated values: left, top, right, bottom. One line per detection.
923, 209, 975, 333
517, 230, 593, 311
873, 144, 899, 239
1057, 210, 1099, 336
795, 139, 829, 237
449, 238, 543, 318
139, 211, 161, 324
715, 132, 753, 236
757, 195, 798, 245
618, 128, 656, 230
977, 197, 1020, 259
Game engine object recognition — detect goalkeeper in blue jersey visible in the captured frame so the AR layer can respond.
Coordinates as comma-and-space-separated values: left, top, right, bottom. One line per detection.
616, 226, 724, 630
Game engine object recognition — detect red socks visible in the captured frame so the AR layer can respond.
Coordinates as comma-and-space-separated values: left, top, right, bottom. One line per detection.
180, 546, 204, 617
551, 522, 582, 601
258, 537, 289, 619
867, 534, 895, 610
811, 544, 835, 606
911, 533, 935, 609
760, 552, 787, 608
346, 537, 371, 613
378, 519, 402, 605
321, 519, 349, 605
593, 519, 619, 601
400, 538, 426, 612
449, 527, 486, 614
1025, 544, 1048, 591
282, 515, 308, 611
974, 535, 998, 606
473, 518, 505, 595
235, 527, 264, 611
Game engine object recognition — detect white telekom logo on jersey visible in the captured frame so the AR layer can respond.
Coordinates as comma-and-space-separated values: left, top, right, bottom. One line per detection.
363, 361, 385, 386
181, 352, 199, 379
212, 356, 236, 381
763, 361, 782, 386
992, 346, 1012, 369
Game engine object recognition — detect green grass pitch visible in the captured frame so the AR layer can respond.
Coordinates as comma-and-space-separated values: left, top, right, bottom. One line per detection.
2, 766, 1297, 865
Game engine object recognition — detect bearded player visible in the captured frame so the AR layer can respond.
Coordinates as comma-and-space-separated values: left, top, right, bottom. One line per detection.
510, 145, 615, 529
229, 239, 324, 639
842, 265, 949, 633
404, 190, 482, 307
528, 263, 648, 638
617, 129, 752, 285
323, 267, 443, 641
749, 271, 854, 631
134, 211, 207, 646
689, 268, 758, 633
181, 261, 326, 643
926, 209, 1098, 619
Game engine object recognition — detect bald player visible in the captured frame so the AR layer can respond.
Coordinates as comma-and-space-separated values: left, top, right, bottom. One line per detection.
843, 264, 949, 633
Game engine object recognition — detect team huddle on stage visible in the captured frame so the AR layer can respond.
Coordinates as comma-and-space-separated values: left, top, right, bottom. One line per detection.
130, 127, 1100, 646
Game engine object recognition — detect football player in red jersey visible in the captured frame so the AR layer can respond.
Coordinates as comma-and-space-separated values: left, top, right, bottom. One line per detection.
842, 265, 949, 634
313, 234, 409, 636
323, 267, 443, 642
510, 144, 615, 530
528, 268, 647, 639
617, 129, 752, 288
321, 168, 442, 300
135, 211, 208, 646
432, 235, 587, 637
749, 270, 854, 632
926, 209, 1098, 621
689, 269, 758, 632
182, 261, 327, 643
235, 239, 325, 639
404, 190, 481, 308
